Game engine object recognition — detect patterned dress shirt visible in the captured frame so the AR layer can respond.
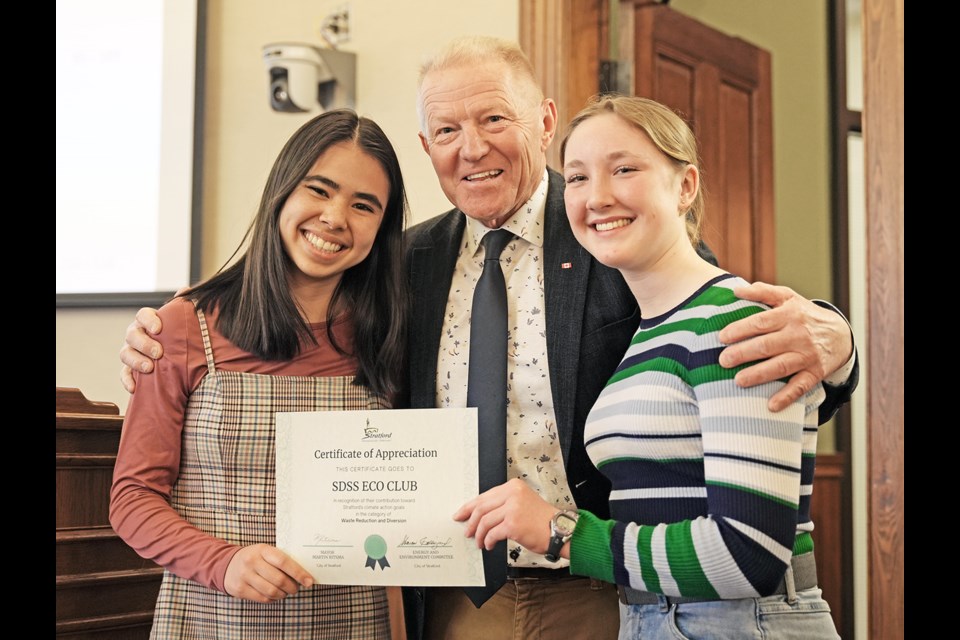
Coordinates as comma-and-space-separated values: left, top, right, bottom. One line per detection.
435, 170, 575, 568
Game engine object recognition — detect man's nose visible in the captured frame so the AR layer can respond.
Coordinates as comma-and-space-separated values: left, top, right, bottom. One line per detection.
459, 125, 490, 161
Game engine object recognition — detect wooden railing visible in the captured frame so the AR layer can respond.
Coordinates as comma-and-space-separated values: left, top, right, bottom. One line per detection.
56, 387, 161, 639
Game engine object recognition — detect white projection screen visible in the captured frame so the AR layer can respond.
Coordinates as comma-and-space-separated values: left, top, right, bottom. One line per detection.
56, 0, 205, 307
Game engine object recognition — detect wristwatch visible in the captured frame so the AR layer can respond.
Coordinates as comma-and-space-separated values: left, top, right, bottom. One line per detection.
544, 510, 579, 562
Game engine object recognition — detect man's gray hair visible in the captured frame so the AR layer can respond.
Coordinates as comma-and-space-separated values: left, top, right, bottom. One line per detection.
416, 36, 545, 132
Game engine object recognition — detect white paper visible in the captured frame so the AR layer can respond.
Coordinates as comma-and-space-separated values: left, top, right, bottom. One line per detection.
276, 408, 484, 586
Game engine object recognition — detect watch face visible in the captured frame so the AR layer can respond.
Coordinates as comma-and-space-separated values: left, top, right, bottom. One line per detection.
554, 512, 578, 537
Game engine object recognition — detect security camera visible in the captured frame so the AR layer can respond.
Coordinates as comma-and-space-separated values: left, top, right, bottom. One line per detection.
262, 43, 332, 113
262, 43, 357, 114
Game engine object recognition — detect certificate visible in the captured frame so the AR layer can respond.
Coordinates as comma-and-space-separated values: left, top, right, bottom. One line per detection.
276, 408, 485, 586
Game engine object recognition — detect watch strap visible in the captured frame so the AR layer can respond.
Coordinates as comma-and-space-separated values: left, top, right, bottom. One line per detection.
544, 532, 565, 562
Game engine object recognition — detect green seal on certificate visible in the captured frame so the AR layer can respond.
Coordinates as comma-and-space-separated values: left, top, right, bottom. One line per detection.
364, 534, 390, 571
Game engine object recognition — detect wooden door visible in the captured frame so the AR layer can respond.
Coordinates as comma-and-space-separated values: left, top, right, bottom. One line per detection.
620, 2, 775, 283
521, 0, 775, 283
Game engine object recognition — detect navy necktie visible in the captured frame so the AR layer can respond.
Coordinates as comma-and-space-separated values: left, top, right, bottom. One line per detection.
463, 229, 512, 608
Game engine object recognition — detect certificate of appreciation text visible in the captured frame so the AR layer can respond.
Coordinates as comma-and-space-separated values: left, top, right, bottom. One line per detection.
276, 408, 485, 586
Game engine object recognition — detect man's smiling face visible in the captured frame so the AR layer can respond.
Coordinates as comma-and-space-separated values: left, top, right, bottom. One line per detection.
418, 61, 555, 228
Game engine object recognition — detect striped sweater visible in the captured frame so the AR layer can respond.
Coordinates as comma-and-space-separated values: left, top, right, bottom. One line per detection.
569, 274, 825, 599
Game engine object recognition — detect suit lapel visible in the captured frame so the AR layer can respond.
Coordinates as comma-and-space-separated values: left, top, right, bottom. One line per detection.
542, 170, 590, 462
407, 212, 465, 409
408, 179, 590, 463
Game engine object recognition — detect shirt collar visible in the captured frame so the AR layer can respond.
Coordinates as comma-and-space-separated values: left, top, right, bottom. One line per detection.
466, 169, 548, 256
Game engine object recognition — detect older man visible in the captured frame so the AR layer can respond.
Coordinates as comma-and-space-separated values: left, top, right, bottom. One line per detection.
120, 36, 856, 640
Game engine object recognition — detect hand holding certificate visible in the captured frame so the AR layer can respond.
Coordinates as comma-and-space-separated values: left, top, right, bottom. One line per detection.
276, 408, 485, 586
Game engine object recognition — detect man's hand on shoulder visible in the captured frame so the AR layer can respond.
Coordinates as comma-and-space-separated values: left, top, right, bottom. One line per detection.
119, 307, 165, 394
717, 281, 854, 412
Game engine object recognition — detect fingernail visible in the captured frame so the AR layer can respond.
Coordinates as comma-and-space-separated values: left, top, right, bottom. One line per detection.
150, 323, 161, 333
140, 362, 151, 372
151, 347, 160, 358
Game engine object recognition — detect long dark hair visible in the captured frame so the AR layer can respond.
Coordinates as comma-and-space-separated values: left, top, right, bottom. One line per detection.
186, 109, 408, 398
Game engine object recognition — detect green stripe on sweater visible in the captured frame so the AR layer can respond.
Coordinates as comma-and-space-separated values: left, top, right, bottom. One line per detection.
608, 356, 685, 385
793, 532, 814, 556
665, 520, 720, 598
632, 306, 764, 347
688, 362, 743, 384
637, 525, 662, 593
568, 511, 616, 584
688, 285, 740, 308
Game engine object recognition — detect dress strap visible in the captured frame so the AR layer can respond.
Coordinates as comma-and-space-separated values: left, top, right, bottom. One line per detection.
192, 301, 217, 376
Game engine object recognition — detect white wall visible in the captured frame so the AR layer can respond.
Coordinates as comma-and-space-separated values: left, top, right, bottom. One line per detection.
56, 0, 518, 413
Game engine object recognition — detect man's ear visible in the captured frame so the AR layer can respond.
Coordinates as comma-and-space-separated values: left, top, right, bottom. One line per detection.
419, 132, 430, 155
540, 98, 559, 152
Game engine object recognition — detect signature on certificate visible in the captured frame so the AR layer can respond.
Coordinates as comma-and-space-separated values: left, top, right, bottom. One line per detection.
397, 534, 453, 548
312, 534, 341, 544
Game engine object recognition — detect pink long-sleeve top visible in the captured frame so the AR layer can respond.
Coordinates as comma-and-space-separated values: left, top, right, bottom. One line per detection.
109, 297, 357, 592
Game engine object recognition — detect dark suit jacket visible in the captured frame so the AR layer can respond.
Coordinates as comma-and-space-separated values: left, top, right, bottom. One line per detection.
399, 169, 855, 639
404, 169, 642, 511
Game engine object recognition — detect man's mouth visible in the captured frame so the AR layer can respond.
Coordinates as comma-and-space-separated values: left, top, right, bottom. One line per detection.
464, 169, 503, 182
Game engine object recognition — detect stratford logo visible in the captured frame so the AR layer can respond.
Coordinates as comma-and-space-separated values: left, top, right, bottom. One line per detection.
361, 418, 392, 441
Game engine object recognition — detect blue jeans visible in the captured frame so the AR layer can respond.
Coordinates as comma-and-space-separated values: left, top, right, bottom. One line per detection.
618, 587, 840, 639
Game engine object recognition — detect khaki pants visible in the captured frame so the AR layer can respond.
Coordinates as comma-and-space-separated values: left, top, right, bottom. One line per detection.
424, 576, 620, 640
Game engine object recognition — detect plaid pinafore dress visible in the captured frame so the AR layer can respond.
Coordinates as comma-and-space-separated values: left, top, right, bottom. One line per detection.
150, 307, 392, 639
